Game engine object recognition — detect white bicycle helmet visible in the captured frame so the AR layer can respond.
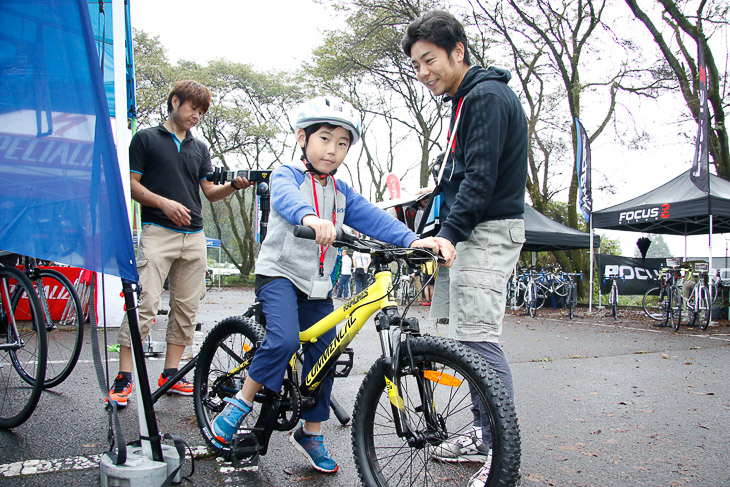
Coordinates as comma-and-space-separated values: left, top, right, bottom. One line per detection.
295, 96, 361, 146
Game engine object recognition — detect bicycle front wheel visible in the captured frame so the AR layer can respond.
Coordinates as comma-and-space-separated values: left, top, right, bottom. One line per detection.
610, 285, 618, 318
31, 269, 84, 388
352, 336, 521, 487
527, 282, 537, 318
193, 315, 265, 457
670, 287, 682, 332
1, 266, 47, 428
699, 286, 712, 331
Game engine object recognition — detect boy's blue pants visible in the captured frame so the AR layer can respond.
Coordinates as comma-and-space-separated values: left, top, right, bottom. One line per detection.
247, 278, 336, 422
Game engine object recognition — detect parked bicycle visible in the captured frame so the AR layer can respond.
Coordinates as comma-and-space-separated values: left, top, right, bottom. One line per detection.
562, 272, 582, 319
642, 268, 672, 323
684, 262, 713, 331
661, 263, 685, 331
17, 256, 84, 388
193, 228, 521, 486
603, 273, 625, 319
0, 264, 47, 428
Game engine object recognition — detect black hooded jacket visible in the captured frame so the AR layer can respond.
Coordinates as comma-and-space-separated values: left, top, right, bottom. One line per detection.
437, 66, 528, 245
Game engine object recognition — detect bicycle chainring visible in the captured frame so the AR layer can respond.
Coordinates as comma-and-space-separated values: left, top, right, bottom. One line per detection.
273, 378, 301, 431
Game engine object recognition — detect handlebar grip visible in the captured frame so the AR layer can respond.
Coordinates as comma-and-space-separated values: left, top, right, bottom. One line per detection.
293, 226, 347, 242
293, 225, 317, 240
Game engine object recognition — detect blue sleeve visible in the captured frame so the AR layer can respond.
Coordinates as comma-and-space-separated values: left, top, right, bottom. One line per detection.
270, 166, 315, 225
340, 183, 418, 248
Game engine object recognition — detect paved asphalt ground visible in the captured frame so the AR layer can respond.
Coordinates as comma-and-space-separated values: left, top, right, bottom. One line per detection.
1, 287, 729, 486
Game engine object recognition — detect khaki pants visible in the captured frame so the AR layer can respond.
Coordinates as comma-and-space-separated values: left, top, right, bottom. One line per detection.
118, 225, 207, 348
430, 219, 525, 342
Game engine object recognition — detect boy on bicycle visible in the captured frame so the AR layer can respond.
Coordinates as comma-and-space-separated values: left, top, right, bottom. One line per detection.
211, 96, 440, 473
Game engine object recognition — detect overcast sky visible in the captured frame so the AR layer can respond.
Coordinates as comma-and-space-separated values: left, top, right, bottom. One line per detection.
129, 0, 729, 263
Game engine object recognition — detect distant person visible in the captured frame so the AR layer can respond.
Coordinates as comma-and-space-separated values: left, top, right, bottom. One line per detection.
352, 250, 371, 294
403, 10, 528, 484
336, 250, 352, 299
210, 96, 440, 473
109, 80, 251, 408
421, 259, 435, 305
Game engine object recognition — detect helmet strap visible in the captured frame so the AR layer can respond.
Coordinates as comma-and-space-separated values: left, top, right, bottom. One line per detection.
300, 149, 336, 180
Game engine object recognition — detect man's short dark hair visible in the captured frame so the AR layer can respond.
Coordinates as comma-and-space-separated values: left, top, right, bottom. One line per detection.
401, 10, 470, 65
167, 80, 211, 115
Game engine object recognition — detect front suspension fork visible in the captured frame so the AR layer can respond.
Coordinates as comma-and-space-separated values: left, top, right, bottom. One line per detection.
375, 309, 441, 447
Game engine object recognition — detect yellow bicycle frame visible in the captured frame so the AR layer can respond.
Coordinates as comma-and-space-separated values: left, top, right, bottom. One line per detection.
299, 269, 397, 393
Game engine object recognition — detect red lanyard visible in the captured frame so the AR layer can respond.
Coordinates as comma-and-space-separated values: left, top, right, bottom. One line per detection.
446, 98, 464, 155
310, 173, 337, 276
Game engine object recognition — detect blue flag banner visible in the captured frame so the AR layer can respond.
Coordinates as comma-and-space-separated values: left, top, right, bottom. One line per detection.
575, 118, 592, 224
691, 42, 710, 193
0, 0, 137, 281
87, 0, 136, 120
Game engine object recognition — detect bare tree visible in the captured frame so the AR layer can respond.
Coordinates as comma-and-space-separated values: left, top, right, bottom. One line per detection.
309, 0, 450, 193
624, 0, 730, 179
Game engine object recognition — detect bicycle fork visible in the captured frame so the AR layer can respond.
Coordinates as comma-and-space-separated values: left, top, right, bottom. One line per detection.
375, 309, 444, 449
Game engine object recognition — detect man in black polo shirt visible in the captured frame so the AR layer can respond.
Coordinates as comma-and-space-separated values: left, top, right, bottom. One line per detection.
109, 80, 251, 407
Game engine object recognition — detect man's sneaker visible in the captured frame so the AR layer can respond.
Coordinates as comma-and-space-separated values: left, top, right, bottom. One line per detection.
467, 455, 493, 487
106, 374, 133, 407
290, 426, 339, 473
431, 427, 490, 463
158, 373, 194, 396
212, 397, 252, 444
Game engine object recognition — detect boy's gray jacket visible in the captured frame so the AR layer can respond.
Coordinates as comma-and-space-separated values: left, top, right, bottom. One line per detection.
255, 162, 418, 296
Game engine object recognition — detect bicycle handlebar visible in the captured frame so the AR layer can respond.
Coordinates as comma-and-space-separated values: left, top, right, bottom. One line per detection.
293, 225, 444, 265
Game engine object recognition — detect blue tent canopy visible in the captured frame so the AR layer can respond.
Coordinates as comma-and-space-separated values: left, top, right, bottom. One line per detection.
0, 0, 137, 281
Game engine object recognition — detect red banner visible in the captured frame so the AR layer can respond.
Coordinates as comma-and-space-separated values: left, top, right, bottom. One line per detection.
10, 266, 86, 320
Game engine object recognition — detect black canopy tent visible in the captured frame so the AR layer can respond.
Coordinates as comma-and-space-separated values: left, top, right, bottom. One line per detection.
378, 194, 598, 251
592, 170, 730, 235
523, 204, 599, 251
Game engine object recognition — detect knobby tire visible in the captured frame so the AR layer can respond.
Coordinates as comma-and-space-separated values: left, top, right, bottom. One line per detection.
351, 335, 521, 487
193, 316, 265, 457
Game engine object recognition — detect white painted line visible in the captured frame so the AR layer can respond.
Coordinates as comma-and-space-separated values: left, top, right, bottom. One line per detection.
0, 446, 211, 478
541, 317, 730, 342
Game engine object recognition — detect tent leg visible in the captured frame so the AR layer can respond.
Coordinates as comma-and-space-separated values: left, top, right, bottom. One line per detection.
709, 215, 713, 276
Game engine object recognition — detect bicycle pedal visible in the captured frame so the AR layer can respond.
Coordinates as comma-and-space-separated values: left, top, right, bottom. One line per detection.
333, 348, 354, 378
229, 452, 260, 471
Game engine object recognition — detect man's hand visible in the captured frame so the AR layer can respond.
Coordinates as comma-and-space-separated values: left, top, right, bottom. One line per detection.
434, 236, 456, 267
232, 176, 252, 191
162, 199, 191, 227
302, 215, 337, 246
409, 237, 439, 254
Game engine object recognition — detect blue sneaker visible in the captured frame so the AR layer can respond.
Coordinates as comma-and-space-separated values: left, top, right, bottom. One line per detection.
289, 426, 339, 473
212, 397, 252, 444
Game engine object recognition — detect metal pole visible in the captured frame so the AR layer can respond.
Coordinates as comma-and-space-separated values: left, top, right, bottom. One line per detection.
122, 281, 163, 462
589, 214, 594, 313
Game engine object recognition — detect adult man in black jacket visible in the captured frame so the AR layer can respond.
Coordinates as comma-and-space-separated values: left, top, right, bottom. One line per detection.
403, 10, 527, 474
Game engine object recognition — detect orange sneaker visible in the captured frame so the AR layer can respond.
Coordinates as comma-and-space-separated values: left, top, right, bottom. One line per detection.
106, 374, 133, 407
158, 373, 194, 396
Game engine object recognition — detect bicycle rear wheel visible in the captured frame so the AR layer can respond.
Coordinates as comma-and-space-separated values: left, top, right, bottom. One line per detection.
352, 336, 521, 486
642, 287, 664, 321
0, 266, 47, 428
30, 269, 84, 388
193, 315, 265, 456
